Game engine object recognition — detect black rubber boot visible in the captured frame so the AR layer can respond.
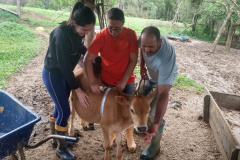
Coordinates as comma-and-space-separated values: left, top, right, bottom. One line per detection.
49, 116, 76, 148
49, 121, 58, 147
140, 120, 165, 160
56, 131, 75, 160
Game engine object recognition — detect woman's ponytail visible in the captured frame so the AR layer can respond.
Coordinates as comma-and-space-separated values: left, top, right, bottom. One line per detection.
60, 2, 95, 29
71, 2, 84, 20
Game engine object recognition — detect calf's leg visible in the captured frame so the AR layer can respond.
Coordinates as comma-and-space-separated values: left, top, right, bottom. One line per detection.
110, 132, 116, 148
116, 132, 123, 160
80, 118, 88, 130
102, 128, 111, 160
69, 92, 75, 137
126, 126, 136, 152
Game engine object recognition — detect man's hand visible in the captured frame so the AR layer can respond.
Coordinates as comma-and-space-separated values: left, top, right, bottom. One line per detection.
74, 88, 89, 108
143, 123, 159, 143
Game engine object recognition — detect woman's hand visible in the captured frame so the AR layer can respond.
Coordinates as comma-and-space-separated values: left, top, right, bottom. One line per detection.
116, 79, 127, 91
74, 88, 89, 108
90, 79, 106, 94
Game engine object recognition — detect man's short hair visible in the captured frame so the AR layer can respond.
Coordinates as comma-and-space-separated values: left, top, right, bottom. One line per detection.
141, 26, 160, 42
107, 8, 125, 23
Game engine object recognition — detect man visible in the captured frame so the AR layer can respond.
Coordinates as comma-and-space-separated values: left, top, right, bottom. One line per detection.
139, 26, 178, 160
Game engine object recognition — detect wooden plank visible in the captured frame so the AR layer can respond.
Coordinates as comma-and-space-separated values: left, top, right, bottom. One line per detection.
209, 116, 228, 160
209, 93, 239, 160
0, 6, 18, 16
210, 91, 240, 110
203, 94, 210, 123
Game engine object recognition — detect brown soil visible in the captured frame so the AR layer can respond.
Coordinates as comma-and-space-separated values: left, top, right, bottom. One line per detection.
3, 29, 240, 160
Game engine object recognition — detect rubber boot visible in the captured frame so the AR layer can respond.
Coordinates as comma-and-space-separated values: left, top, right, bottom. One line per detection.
56, 129, 75, 160
140, 120, 165, 160
49, 114, 58, 147
49, 114, 77, 148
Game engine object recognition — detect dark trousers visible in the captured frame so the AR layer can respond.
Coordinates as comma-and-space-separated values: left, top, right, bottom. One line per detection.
42, 67, 71, 127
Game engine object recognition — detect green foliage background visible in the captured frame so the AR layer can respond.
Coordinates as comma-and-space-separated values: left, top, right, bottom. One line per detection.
0, 3, 207, 92
0, 11, 40, 89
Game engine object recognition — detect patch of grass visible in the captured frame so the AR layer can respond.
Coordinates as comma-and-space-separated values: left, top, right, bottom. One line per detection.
0, 10, 19, 23
134, 65, 141, 78
134, 65, 204, 93
173, 73, 205, 93
1, 4, 100, 28
23, 16, 59, 28
1, 4, 69, 21
1, 4, 186, 35
125, 17, 185, 35
0, 12, 40, 89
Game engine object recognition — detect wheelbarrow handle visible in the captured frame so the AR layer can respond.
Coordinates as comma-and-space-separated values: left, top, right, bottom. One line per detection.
64, 136, 77, 142
25, 135, 79, 149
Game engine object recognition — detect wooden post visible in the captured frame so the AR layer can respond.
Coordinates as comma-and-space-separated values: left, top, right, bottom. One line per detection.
203, 94, 210, 123
17, 0, 21, 18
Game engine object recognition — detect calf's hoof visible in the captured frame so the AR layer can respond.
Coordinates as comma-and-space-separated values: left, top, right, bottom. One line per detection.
127, 143, 136, 152
73, 129, 83, 137
83, 123, 95, 131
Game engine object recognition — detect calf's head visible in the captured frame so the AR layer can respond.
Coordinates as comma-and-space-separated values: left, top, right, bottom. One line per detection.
115, 89, 156, 133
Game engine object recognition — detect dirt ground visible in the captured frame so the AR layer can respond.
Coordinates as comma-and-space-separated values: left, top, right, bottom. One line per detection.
3, 28, 240, 160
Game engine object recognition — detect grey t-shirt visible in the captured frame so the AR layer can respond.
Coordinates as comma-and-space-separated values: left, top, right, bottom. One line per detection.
142, 35, 178, 85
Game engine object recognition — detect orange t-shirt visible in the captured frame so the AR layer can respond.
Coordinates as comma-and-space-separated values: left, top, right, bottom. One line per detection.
88, 27, 138, 86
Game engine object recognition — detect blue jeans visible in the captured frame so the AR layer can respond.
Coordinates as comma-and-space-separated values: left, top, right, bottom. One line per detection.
42, 67, 71, 127
103, 81, 135, 95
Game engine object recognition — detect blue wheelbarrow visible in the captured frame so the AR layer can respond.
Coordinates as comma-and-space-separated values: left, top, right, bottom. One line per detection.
0, 89, 78, 160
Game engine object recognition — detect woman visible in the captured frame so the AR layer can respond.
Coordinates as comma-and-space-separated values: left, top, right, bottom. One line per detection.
42, 2, 95, 160
84, 7, 138, 95
84, 7, 138, 151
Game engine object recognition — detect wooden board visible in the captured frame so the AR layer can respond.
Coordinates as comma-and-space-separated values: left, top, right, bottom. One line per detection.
0, 6, 18, 16
204, 89, 240, 160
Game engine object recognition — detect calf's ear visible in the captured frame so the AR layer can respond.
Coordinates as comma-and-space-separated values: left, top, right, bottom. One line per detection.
115, 96, 130, 105
147, 89, 157, 102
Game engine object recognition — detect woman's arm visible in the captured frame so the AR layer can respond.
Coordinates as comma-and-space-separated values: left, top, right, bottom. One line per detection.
117, 52, 138, 91
84, 51, 102, 94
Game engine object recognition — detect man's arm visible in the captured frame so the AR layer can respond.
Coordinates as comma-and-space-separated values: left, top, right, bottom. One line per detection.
117, 52, 138, 91
143, 84, 169, 143
154, 84, 170, 126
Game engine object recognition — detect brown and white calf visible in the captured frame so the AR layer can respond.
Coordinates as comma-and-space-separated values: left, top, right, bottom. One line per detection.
69, 59, 156, 160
